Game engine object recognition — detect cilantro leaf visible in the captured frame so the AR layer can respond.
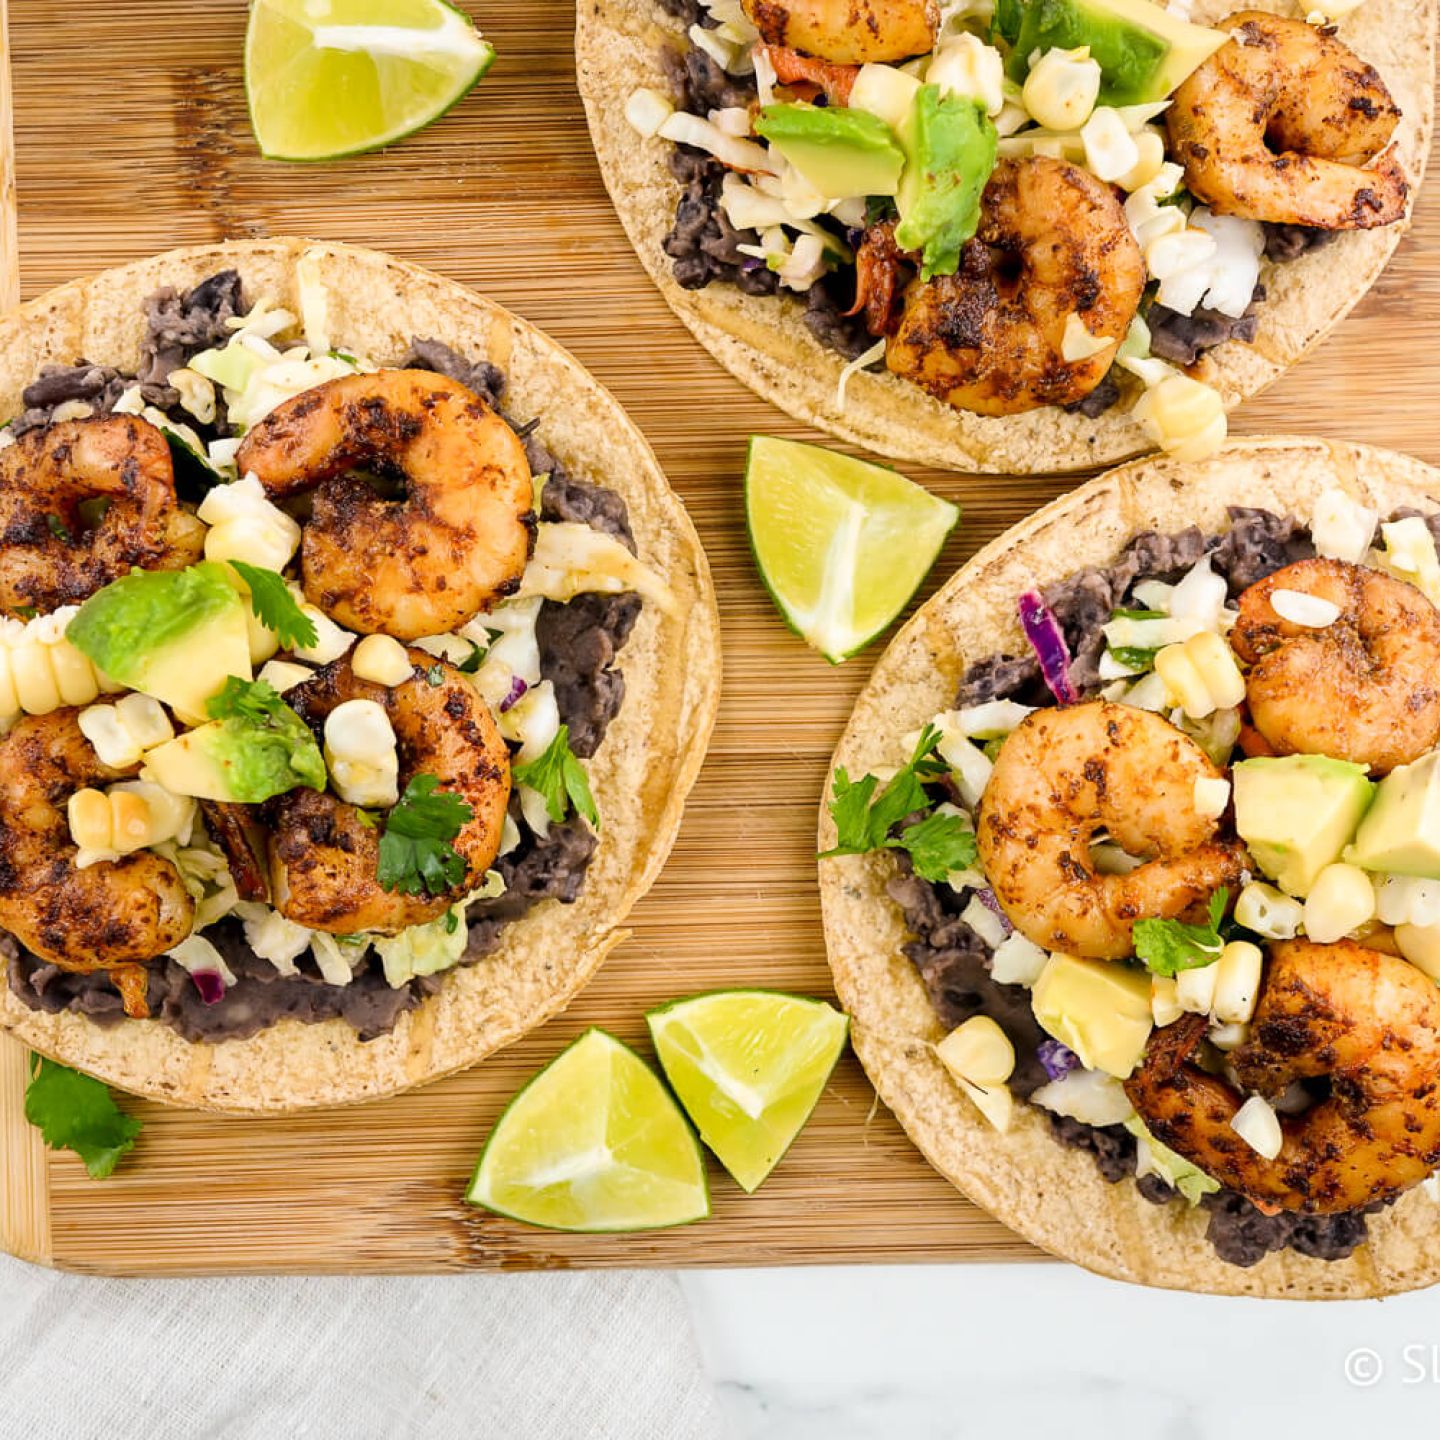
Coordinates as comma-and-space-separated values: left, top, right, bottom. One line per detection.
1133, 889, 1229, 977
46, 513, 72, 543
377, 774, 474, 896
229, 561, 318, 651
24, 1058, 142, 1179
894, 810, 978, 883
512, 725, 599, 829
426, 664, 445, 687
206, 675, 285, 724
820, 724, 948, 860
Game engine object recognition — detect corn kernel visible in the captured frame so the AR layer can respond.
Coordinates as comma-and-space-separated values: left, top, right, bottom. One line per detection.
50, 642, 99, 706
1022, 46, 1101, 131
205, 515, 298, 574
258, 659, 313, 693
243, 602, 281, 666
1208, 1020, 1250, 1051
1132, 374, 1227, 463
956, 1075, 1015, 1133
290, 592, 355, 665
1192, 775, 1230, 820
1235, 881, 1303, 940
67, 788, 113, 851
1116, 127, 1166, 191
352, 634, 414, 688
110, 790, 153, 846
1080, 106, 1139, 183
1212, 940, 1263, 1024
113, 780, 194, 848
114, 694, 174, 751
1154, 630, 1244, 719
936, 1015, 1016, 1087
10, 643, 61, 715
1231, 1095, 1283, 1159
0, 650, 17, 724
324, 699, 399, 808
1176, 961, 1219, 1014
1395, 923, 1440, 982
1151, 975, 1183, 1027
1303, 863, 1376, 943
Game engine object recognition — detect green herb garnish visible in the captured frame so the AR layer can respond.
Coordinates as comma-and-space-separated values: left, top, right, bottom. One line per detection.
1133, 890, 1229, 977
46, 513, 73, 543
512, 725, 599, 829
229, 561, 319, 651
377, 774, 474, 896
24, 1057, 142, 1179
820, 724, 977, 883
426, 664, 445, 687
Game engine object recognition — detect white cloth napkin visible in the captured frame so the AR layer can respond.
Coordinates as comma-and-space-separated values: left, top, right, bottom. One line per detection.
0, 1258, 729, 1439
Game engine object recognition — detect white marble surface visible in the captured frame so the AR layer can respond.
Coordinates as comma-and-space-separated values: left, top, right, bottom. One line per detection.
682, 1263, 1440, 1437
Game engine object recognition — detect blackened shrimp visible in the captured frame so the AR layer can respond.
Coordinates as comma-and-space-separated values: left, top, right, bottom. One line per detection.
976, 701, 1246, 959
885, 158, 1145, 415
234, 370, 534, 640
1125, 941, 1440, 1213
269, 651, 511, 934
0, 710, 193, 1016
1231, 558, 1440, 775
741, 0, 937, 64
1168, 11, 1408, 229
0, 416, 205, 615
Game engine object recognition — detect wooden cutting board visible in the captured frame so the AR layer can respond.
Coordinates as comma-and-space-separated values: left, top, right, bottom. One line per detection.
1, 0, 1437, 1276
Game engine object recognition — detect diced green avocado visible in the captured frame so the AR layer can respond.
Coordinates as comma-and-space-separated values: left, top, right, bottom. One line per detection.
894, 86, 998, 281
1348, 752, 1440, 878
993, 0, 1226, 105
66, 563, 253, 724
1232, 755, 1375, 898
754, 103, 905, 200
142, 710, 324, 805
1031, 953, 1152, 1079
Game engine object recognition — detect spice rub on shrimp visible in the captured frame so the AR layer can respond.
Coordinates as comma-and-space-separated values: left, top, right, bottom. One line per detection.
1125, 941, 1440, 1213
269, 650, 511, 935
0, 416, 205, 615
740, 0, 937, 65
0, 710, 193, 1017
1231, 558, 1440, 775
1167, 11, 1408, 230
884, 158, 1145, 416
976, 701, 1246, 960
235, 370, 534, 641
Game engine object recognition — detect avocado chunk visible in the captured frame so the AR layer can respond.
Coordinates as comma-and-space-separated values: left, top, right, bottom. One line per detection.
1348, 752, 1440, 878
141, 681, 324, 804
1232, 755, 1375, 898
894, 86, 998, 280
754, 102, 905, 200
992, 0, 1225, 105
66, 563, 253, 724
1031, 953, 1153, 1079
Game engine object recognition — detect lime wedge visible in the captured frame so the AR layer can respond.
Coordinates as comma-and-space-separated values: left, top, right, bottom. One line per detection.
647, 990, 849, 1193
245, 0, 496, 162
466, 1029, 709, 1232
744, 435, 959, 664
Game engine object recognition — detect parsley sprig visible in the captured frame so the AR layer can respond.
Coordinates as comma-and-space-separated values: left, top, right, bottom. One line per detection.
512, 725, 599, 829
377, 774, 475, 896
820, 724, 978, 883
24, 1057, 142, 1179
1133, 890, 1229, 977
229, 561, 319, 651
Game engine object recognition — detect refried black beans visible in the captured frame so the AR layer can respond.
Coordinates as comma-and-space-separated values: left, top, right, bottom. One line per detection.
6, 299, 640, 1044
894, 504, 1412, 1267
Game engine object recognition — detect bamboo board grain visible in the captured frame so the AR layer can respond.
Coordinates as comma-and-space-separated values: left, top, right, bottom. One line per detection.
0, 0, 1437, 1276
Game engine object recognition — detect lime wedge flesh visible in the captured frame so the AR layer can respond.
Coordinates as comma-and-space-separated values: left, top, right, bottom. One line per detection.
647, 990, 849, 1193
246, 0, 496, 161
745, 435, 959, 664
466, 1029, 709, 1232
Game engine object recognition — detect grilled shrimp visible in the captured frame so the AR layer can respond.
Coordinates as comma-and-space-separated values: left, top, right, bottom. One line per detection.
1231, 558, 1440, 775
234, 371, 534, 641
976, 702, 1246, 959
885, 158, 1145, 415
269, 650, 511, 934
0, 710, 193, 1016
1167, 11, 1408, 229
0, 416, 205, 615
741, 0, 937, 64
1125, 941, 1440, 1213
